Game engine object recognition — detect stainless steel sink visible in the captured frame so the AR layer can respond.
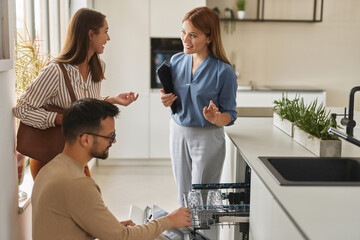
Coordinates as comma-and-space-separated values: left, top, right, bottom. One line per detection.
258, 157, 360, 186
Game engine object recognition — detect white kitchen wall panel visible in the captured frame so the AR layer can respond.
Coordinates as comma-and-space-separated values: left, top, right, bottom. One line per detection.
236, 90, 326, 107
149, 91, 171, 158
150, 0, 205, 38
96, 0, 150, 95
94, 0, 150, 159
109, 96, 150, 159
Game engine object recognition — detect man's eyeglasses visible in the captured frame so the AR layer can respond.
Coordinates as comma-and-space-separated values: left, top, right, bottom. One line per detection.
85, 131, 116, 144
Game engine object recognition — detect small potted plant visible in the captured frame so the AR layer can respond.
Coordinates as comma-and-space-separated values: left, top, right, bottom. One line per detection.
273, 95, 342, 157
224, 7, 235, 19
236, 0, 246, 19
293, 99, 341, 157
273, 93, 301, 137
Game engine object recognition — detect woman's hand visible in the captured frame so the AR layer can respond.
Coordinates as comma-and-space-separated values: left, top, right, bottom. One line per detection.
120, 220, 136, 227
160, 89, 177, 107
203, 100, 232, 126
203, 100, 221, 125
108, 92, 139, 106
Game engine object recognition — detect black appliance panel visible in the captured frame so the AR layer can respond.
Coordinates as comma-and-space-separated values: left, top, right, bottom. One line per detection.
151, 38, 183, 89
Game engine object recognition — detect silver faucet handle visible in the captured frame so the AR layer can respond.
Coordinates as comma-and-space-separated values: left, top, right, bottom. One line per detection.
327, 127, 347, 139
328, 127, 360, 147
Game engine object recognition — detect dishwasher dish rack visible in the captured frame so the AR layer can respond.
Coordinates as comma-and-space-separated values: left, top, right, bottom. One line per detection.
183, 183, 250, 232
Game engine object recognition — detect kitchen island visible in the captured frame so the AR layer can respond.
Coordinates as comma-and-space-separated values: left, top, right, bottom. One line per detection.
225, 117, 360, 240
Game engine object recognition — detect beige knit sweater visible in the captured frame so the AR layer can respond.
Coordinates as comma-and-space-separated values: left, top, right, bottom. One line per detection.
32, 154, 172, 240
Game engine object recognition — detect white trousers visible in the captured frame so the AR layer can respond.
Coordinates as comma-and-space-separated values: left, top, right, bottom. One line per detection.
169, 119, 226, 206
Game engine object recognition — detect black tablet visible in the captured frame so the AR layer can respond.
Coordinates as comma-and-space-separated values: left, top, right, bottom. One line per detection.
156, 60, 177, 114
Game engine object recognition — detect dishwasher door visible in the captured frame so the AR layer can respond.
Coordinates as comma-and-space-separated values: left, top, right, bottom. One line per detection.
184, 182, 250, 240
129, 193, 249, 240
129, 204, 198, 240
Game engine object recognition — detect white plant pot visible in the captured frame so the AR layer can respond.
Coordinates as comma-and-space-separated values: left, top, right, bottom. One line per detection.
237, 10, 245, 19
293, 125, 342, 157
273, 112, 294, 137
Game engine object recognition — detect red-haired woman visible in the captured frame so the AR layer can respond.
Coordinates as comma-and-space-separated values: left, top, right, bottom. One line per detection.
160, 7, 238, 205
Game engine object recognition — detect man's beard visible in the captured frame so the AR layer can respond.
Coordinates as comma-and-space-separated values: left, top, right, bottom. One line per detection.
90, 148, 109, 159
90, 141, 111, 160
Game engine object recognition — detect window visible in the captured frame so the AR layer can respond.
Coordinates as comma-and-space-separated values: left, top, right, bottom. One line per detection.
0, 0, 13, 72
0, 0, 10, 59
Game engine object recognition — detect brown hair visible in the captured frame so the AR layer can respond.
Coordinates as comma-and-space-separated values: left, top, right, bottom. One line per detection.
183, 7, 231, 65
54, 8, 105, 83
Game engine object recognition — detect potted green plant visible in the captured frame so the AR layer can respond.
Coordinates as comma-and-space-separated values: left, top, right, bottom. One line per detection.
223, 7, 236, 34
273, 93, 301, 137
15, 34, 50, 101
236, 0, 246, 19
273, 95, 342, 157
292, 99, 341, 157
15, 33, 49, 200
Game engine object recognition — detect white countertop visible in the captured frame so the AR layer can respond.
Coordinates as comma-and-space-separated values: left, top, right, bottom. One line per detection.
237, 85, 325, 92
225, 117, 360, 240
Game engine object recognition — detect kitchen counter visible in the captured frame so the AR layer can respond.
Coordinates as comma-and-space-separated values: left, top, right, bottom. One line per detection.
225, 117, 360, 239
237, 85, 325, 92
235, 87, 326, 108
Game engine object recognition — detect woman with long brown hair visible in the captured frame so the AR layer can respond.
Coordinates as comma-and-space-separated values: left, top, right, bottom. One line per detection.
160, 7, 238, 206
14, 8, 138, 179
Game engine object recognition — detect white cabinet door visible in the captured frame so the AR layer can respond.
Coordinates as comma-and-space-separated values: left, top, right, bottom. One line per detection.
95, 0, 150, 159
149, 91, 171, 158
221, 134, 238, 183
249, 172, 305, 240
237, 90, 326, 107
96, 0, 150, 95
108, 96, 150, 159
150, 0, 206, 38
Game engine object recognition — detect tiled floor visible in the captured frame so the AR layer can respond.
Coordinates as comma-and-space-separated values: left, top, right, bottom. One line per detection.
91, 162, 179, 221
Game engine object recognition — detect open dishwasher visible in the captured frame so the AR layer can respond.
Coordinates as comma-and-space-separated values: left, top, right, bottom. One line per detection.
129, 144, 251, 240
129, 180, 250, 240
183, 182, 250, 240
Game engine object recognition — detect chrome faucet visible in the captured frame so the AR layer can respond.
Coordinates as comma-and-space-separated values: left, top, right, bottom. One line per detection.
328, 127, 360, 147
341, 86, 360, 136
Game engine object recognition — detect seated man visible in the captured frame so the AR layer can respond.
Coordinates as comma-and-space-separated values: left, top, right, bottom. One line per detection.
31, 98, 191, 240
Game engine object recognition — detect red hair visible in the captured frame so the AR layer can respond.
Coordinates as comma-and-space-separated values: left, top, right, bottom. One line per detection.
183, 7, 231, 65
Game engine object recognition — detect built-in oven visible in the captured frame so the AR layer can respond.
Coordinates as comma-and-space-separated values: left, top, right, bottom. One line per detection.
151, 38, 183, 89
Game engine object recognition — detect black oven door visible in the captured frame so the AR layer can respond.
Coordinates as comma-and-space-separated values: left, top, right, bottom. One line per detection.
151, 38, 183, 89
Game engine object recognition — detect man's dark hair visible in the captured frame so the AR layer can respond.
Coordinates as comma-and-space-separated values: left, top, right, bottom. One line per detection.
62, 98, 119, 143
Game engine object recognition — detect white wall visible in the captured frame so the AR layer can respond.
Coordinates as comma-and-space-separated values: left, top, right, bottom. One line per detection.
94, 0, 151, 159
208, 0, 360, 108
0, 69, 19, 240
0, 0, 23, 239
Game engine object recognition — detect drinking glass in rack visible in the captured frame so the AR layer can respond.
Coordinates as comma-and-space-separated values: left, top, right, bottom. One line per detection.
184, 190, 203, 226
206, 189, 222, 210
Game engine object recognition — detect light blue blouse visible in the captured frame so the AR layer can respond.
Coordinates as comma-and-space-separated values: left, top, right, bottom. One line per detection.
170, 52, 238, 127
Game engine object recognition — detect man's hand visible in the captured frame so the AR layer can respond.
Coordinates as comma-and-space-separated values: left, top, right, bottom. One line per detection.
120, 220, 136, 227
166, 207, 191, 228
160, 89, 177, 107
108, 92, 139, 106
